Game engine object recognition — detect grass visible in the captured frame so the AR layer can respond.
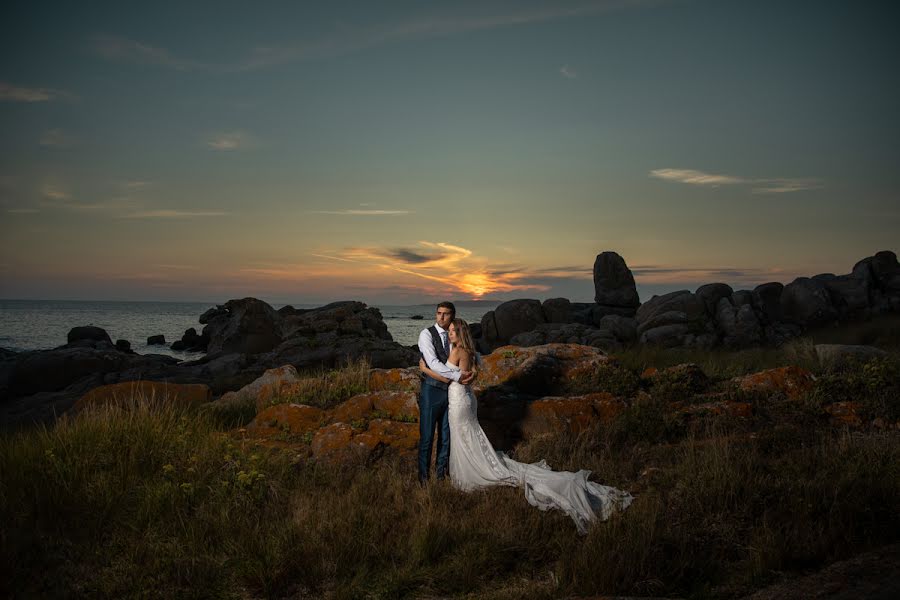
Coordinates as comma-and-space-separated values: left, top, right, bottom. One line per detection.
274, 356, 371, 410
2, 341, 899, 599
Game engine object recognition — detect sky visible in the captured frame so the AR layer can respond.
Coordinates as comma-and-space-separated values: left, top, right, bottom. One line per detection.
1, 0, 898, 305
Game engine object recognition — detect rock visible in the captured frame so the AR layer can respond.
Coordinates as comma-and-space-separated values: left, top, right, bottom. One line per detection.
732, 366, 816, 400
731, 290, 754, 307
367, 367, 422, 392
216, 364, 304, 411
491, 299, 547, 343
199, 305, 227, 324
753, 282, 784, 323
73, 380, 211, 413
311, 423, 355, 463
593, 251, 640, 309
542, 297, 573, 323
814, 344, 888, 367
509, 323, 621, 351
639, 324, 690, 347
410, 315, 424, 320
115, 339, 134, 354
474, 343, 617, 397
521, 392, 624, 438
636, 290, 706, 324
598, 315, 639, 343
67, 326, 113, 346
147, 334, 166, 345
590, 304, 640, 324
780, 277, 838, 327
871, 250, 900, 292
9, 347, 132, 396
329, 391, 419, 424
715, 297, 762, 348
696, 283, 734, 316
170, 340, 186, 351
637, 310, 688, 335
820, 275, 870, 316
204, 298, 284, 355
248, 403, 324, 435
352, 419, 418, 458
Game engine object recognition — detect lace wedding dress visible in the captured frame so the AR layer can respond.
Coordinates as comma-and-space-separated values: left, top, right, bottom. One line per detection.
446, 363, 633, 534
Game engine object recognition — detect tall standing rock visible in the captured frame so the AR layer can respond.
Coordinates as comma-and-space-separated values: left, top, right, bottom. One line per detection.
593, 251, 640, 317
203, 298, 284, 356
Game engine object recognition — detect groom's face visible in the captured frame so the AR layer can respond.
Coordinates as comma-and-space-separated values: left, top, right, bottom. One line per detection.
435, 307, 453, 329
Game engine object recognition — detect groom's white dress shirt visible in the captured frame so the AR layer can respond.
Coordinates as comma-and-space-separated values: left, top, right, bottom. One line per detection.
418, 323, 463, 382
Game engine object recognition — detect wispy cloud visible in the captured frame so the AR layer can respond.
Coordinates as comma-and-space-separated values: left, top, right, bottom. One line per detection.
121, 180, 153, 190
92, 2, 660, 73
650, 168, 744, 186
207, 131, 248, 150
650, 168, 822, 194
154, 264, 200, 270
630, 263, 797, 285
311, 209, 411, 216
90, 34, 203, 71
0, 82, 73, 102
119, 210, 230, 219
39, 128, 75, 148
560, 65, 578, 79
41, 185, 71, 201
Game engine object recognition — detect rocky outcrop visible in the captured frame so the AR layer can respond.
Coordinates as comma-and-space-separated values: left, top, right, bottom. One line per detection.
593, 251, 640, 316
480, 299, 547, 350
147, 334, 166, 345
483, 250, 900, 353
203, 298, 283, 355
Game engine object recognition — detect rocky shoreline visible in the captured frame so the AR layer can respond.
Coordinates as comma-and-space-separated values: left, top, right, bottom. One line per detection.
1, 250, 897, 429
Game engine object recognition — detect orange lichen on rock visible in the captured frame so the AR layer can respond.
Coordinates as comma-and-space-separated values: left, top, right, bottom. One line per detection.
367, 367, 422, 392
74, 380, 211, 412
522, 392, 624, 437
733, 366, 816, 400
475, 343, 612, 391
311, 423, 355, 462
249, 403, 324, 435
353, 419, 418, 455
217, 364, 303, 411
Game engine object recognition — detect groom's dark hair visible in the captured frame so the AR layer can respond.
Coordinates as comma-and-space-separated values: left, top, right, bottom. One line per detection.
436, 301, 456, 318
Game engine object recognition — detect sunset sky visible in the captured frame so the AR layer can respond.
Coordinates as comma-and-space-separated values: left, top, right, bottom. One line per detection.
1, 0, 898, 305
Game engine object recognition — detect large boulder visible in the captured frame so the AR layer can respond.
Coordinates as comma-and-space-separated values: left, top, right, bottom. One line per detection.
816, 274, 870, 316
279, 301, 391, 341
541, 298, 573, 323
73, 381, 211, 413
714, 297, 762, 348
484, 299, 546, 345
203, 298, 283, 355
593, 252, 640, 314
780, 277, 838, 327
871, 250, 900, 292
636, 290, 706, 324
696, 283, 734, 316
66, 326, 113, 347
753, 282, 784, 323
597, 315, 639, 344
509, 323, 621, 352
731, 366, 816, 400
216, 364, 304, 411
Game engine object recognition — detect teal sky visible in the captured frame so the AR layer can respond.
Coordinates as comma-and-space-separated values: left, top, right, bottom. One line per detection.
1, 0, 898, 304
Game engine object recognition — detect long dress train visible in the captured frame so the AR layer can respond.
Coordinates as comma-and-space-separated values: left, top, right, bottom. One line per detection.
446, 363, 633, 534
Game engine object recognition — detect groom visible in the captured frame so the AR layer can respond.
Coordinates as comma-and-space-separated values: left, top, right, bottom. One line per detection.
417, 301, 474, 483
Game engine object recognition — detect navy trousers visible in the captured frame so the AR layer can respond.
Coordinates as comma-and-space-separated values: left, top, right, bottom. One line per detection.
418, 380, 450, 482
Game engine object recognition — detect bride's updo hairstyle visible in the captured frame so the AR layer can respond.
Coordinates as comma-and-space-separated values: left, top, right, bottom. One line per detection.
450, 318, 476, 359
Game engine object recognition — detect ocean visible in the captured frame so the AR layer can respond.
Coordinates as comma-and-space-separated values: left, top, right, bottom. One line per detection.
0, 299, 501, 358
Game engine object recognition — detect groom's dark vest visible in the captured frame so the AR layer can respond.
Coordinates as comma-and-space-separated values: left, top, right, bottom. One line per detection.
421, 325, 450, 390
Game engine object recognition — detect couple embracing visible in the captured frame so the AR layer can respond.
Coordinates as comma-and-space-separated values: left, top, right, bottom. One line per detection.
416, 301, 633, 534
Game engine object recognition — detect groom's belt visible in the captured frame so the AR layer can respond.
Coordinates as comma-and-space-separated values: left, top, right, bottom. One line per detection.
422, 375, 449, 390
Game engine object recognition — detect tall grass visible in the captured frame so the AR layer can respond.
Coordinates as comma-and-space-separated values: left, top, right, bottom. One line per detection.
2, 349, 899, 598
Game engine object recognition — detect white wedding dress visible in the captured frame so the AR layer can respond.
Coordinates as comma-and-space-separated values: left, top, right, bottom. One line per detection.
446, 362, 633, 534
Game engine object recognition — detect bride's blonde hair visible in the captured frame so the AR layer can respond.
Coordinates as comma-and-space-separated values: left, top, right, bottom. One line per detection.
450, 319, 477, 364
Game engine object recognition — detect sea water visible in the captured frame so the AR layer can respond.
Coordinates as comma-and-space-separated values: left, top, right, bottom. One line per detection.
0, 299, 500, 358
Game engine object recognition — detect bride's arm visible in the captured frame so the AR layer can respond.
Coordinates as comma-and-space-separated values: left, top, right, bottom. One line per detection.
457, 350, 472, 374
419, 358, 451, 383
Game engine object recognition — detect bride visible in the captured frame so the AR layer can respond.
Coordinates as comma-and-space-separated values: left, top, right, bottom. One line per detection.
419, 318, 633, 534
